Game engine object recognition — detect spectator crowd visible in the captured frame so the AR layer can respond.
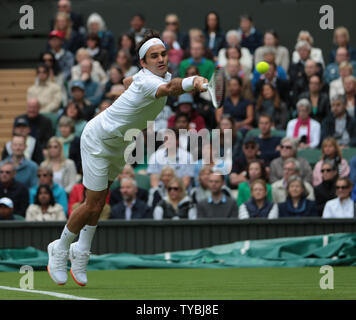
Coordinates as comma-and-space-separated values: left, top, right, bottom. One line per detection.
1, 0, 356, 221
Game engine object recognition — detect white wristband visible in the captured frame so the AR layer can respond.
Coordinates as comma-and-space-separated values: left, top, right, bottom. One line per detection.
182, 76, 197, 92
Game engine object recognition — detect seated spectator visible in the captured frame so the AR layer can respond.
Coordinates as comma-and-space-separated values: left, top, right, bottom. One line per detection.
218, 30, 253, 72
237, 14, 263, 54
254, 62, 290, 105
217, 114, 241, 159
203, 11, 226, 60
153, 177, 196, 220
164, 13, 189, 50
187, 28, 214, 60
270, 137, 313, 184
25, 184, 66, 221
109, 164, 148, 206
103, 66, 124, 99
292, 30, 325, 67
51, 0, 85, 34
312, 137, 350, 186
113, 49, 139, 78
41, 137, 77, 194
254, 30, 290, 72
237, 160, 272, 207
69, 59, 104, 106
239, 179, 278, 219
15, 98, 54, 148
2, 117, 43, 165
147, 129, 195, 189
229, 136, 262, 188
191, 166, 232, 204
254, 114, 282, 165
323, 177, 355, 217
53, 11, 84, 54
129, 13, 147, 44
71, 48, 108, 85
321, 94, 356, 147
173, 113, 192, 152
224, 59, 254, 101
168, 93, 206, 132
351, 155, 356, 185
314, 159, 338, 216
286, 99, 321, 149
57, 101, 87, 137
329, 61, 353, 99
162, 29, 184, 77
298, 74, 330, 123
0, 135, 38, 188
68, 80, 96, 121
197, 171, 237, 218
117, 32, 138, 66
110, 178, 151, 220
225, 46, 252, 79
68, 183, 109, 217
56, 116, 81, 172
255, 83, 289, 130
0, 162, 29, 217
27, 64, 62, 114
86, 12, 116, 64
85, 32, 110, 71
272, 158, 314, 204
179, 40, 215, 80
329, 26, 356, 63
343, 75, 356, 117
40, 51, 67, 106
96, 99, 111, 115
29, 165, 68, 214
277, 176, 317, 217
48, 29, 75, 80
252, 49, 288, 92
0, 197, 14, 220
148, 166, 176, 210
216, 76, 254, 133
324, 47, 356, 84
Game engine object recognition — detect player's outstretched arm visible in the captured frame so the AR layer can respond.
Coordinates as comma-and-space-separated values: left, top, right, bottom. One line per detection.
156, 76, 208, 98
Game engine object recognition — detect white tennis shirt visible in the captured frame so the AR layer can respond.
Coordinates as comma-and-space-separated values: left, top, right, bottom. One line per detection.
92, 68, 172, 140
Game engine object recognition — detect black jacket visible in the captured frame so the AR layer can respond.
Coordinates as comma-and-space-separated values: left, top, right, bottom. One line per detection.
0, 180, 29, 217
298, 91, 331, 123
314, 178, 337, 217
110, 199, 152, 220
320, 113, 356, 147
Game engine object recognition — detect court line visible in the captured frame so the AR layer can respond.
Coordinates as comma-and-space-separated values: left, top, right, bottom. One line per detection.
0, 285, 99, 300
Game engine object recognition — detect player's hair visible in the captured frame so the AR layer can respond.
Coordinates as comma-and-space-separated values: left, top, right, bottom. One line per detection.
136, 29, 161, 62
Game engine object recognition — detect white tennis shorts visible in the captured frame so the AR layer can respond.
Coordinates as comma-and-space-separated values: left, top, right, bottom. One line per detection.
80, 121, 132, 192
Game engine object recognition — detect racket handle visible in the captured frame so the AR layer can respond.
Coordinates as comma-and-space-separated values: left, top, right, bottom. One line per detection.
202, 83, 208, 89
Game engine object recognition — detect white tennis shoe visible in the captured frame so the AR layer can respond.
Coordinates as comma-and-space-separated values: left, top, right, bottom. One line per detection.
69, 242, 90, 286
47, 240, 69, 285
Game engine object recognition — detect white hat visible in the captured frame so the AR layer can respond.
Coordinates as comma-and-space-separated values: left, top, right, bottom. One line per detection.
0, 197, 14, 208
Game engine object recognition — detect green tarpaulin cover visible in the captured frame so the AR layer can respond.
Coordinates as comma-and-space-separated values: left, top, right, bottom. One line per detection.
1, 233, 356, 272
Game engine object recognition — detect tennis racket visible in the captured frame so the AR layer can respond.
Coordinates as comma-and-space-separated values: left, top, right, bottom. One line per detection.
202, 66, 225, 109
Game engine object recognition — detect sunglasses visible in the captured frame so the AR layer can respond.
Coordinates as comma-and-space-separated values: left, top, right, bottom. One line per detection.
48, 145, 59, 149
166, 21, 178, 25
336, 185, 349, 190
168, 187, 180, 192
280, 145, 292, 149
37, 174, 49, 178
244, 144, 256, 149
0, 170, 11, 174
321, 169, 333, 173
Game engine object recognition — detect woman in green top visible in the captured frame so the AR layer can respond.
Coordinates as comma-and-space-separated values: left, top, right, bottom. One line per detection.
237, 159, 272, 206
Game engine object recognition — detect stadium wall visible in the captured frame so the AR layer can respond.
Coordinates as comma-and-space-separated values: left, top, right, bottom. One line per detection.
1, 219, 356, 254
0, 0, 355, 67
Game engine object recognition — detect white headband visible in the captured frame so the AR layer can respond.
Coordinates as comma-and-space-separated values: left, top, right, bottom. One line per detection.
139, 38, 165, 59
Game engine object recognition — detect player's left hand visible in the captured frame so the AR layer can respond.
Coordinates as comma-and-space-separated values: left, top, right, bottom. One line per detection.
193, 76, 208, 92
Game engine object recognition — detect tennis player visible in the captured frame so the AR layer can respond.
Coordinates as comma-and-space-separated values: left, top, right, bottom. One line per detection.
47, 30, 208, 286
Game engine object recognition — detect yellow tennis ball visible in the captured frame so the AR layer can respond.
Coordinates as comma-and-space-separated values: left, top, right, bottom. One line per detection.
256, 61, 270, 74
